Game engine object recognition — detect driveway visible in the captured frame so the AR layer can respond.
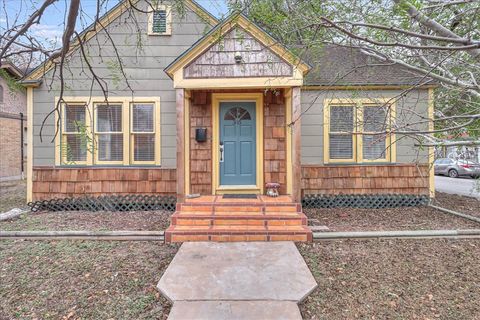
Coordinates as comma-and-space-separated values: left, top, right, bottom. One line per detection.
435, 175, 480, 198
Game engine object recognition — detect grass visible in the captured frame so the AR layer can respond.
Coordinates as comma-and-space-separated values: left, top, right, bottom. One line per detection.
0, 240, 179, 319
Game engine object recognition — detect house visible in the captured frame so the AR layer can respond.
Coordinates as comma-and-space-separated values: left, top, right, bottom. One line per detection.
22, 0, 435, 241
0, 61, 27, 181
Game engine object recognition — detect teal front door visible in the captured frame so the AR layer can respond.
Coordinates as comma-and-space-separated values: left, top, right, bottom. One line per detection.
219, 102, 256, 186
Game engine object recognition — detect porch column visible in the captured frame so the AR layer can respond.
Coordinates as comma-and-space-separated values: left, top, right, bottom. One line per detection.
176, 88, 185, 201
291, 87, 302, 202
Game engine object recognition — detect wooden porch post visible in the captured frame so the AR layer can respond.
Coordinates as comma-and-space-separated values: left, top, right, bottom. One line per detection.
176, 88, 185, 201
291, 87, 302, 202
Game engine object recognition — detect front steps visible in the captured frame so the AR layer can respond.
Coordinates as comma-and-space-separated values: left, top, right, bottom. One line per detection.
165, 195, 312, 242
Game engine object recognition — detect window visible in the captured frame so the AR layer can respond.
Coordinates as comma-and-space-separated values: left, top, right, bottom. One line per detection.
57, 97, 160, 166
62, 104, 88, 163
131, 103, 155, 163
148, 5, 172, 35
95, 104, 124, 163
0, 85, 3, 103
324, 99, 395, 163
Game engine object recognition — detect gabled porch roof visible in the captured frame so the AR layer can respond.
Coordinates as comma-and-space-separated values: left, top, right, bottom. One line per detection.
164, 13, 311, 89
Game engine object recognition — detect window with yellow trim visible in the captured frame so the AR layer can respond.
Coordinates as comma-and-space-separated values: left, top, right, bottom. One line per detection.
326, 102, 394, 163
61, 103, 89, 164
131, 103, 156, 163
95, 103, 124, 163
58, 97, 161, 166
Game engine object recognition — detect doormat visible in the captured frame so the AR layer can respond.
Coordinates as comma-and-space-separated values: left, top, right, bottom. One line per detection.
223, 194, 257, 199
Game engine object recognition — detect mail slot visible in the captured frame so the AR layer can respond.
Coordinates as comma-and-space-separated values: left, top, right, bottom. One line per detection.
195, 128, 207, 142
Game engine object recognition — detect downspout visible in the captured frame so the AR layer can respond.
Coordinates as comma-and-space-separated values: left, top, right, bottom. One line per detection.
20, 112, 24, 179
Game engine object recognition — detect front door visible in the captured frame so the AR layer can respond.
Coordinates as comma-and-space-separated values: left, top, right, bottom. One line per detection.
219, 102, 256, 186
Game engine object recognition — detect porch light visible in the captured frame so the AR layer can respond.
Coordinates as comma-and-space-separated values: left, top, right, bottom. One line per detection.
234, 52, 243, 63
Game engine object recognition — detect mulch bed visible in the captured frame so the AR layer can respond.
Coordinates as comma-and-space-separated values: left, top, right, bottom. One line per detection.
432, 192, 480, 218
305, 192, 480, 231
299, 239, 480, 320
0, 240, 179, 319
1, 210, 172, 231
305, 206, 480, 231
0, 180, 27, 213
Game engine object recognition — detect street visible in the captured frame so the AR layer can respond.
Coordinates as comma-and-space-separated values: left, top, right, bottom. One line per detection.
435, 175, 480, 199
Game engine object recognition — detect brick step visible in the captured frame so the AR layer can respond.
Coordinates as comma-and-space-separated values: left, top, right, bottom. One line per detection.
172, 212, 307, 226
178, 202, 300, 210
165, 225, 312, 242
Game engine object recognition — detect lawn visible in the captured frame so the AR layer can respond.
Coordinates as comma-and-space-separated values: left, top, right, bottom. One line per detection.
0, 240, 179, 319
299, 239, 480, 319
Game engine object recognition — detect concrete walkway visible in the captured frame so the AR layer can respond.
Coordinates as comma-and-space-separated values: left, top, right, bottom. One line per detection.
157, 242, 317, 319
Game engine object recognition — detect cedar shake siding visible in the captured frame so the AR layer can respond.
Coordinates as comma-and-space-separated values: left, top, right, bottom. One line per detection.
263, 90, 287, 195
184, 27, 293, 78
32, 167, 176, 200
302, 164, 430, 196
189, 91, 213, 195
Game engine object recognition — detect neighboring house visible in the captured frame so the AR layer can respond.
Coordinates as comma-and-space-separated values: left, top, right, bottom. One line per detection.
23, 0, 435, 204
0, 61, 27, 181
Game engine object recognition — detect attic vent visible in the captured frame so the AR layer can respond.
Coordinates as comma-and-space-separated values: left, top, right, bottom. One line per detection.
152, 10, 167, 33
148, 5, 172, 36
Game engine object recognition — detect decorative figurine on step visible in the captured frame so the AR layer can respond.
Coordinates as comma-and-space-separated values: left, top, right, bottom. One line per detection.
265, 182, 280, 197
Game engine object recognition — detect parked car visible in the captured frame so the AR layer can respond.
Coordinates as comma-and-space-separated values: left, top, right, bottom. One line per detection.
434, 158, 480, 178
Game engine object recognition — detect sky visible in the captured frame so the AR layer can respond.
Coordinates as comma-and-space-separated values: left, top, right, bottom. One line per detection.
1, 0, 229, 47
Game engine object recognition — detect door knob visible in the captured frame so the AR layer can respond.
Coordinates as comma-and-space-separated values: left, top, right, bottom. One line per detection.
219, 142, 224, 163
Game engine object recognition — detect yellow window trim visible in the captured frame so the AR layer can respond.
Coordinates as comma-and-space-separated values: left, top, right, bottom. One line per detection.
57, 98, 93, 166
324, 98, 396, 164
94, 100, 126, 165
129, 100, 161, 165
55, 96, 161, 166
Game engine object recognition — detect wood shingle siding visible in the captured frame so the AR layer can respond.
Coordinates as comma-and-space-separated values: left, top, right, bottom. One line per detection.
31, 167, 176, 200
301, 164, 430, 195
264, 90, 287, 195
189, 91, 213, 194
184, 28, 293, 78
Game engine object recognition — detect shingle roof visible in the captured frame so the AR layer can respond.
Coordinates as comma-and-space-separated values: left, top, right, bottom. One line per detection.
302, 45, 435, 86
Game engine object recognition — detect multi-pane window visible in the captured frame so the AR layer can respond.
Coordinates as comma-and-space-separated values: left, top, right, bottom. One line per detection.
62, 104, 88, 163
58, 98, 160, 166
329, 105, 354, 160
362, 106, 388, 160
326, 101, 394, 163
148, 5, 171, 35
96, 104, 124, 162
131, 103, 155, 163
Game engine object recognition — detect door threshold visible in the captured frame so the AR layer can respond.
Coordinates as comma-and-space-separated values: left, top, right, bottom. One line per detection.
216, 185, 261, 194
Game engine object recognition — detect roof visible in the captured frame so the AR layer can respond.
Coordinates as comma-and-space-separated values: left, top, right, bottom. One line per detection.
0, 60, 24, 78
164, 13, 311, 78
24, 0, 218, 82
302, 45, 436, 87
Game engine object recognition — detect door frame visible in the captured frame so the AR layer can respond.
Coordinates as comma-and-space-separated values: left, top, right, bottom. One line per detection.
212, 93, 264, 194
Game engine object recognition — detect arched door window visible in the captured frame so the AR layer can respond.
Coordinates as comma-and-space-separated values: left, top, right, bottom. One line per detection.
224, 107, 251, 124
